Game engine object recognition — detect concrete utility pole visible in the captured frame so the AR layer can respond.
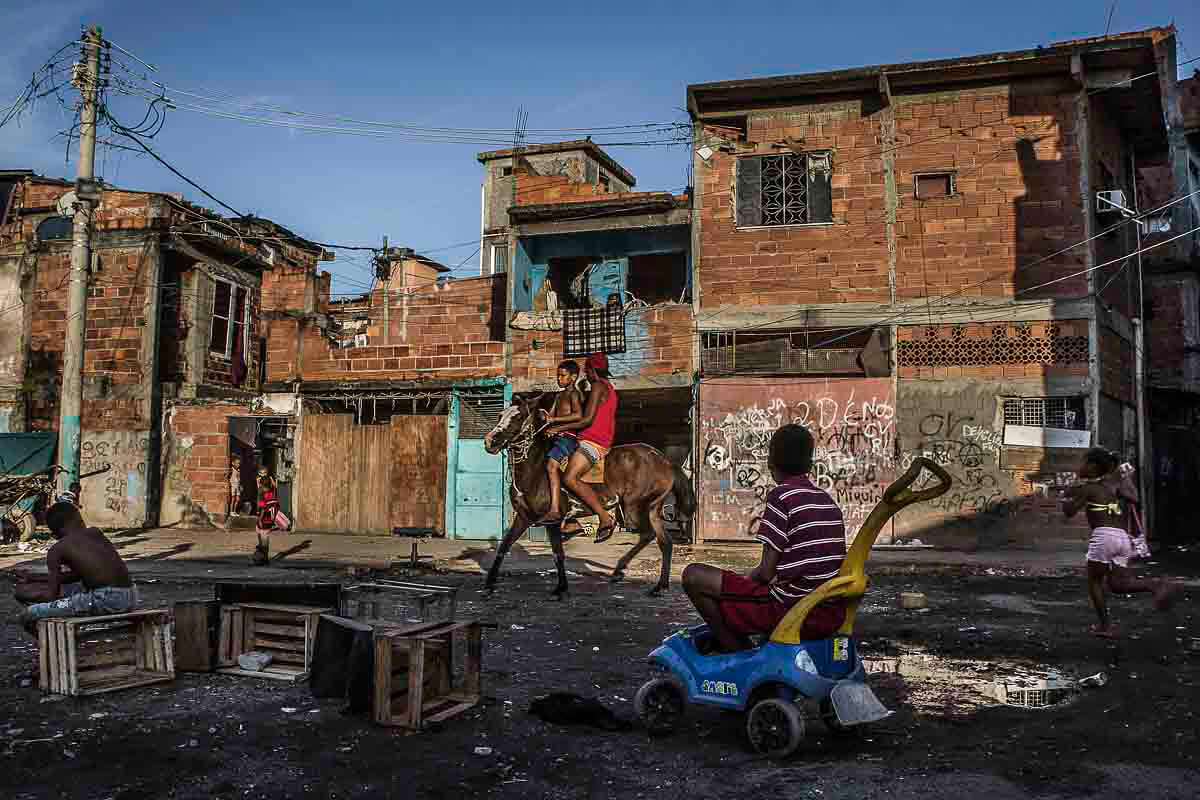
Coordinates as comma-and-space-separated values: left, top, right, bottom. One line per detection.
58, 25, 103, 495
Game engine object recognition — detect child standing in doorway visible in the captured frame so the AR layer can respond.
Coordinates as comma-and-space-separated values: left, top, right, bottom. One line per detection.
1061, 447, 1179, 638
229, 460, 242, 518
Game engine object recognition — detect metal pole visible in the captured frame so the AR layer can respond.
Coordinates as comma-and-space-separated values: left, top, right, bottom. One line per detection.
58, 25, 102, 495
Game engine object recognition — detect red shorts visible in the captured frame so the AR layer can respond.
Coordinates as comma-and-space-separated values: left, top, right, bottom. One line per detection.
718, 571, 846, 639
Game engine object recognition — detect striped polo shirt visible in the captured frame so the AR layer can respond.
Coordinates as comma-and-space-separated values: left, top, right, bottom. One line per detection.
756, 476, 847, 604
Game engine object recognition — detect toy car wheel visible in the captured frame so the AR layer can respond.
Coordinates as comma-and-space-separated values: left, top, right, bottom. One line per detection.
635, 677, 686, 735
746, 698, 805, 758
820, 698, 864, 739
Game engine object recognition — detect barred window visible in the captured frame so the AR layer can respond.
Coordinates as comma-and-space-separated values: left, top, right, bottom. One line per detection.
737, 151, 833, 227
1002, 397, 1086, 430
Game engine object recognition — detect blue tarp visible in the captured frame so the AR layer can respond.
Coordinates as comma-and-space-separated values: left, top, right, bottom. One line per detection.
0, 432, 57, 476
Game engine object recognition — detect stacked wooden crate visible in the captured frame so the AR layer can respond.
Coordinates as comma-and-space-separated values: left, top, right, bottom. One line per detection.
216, 603, 331, 682
373, 620, 483, 730
38, 609, 174, 696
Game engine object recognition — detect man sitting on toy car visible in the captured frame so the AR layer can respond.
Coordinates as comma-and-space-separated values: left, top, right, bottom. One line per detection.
682, 424, 847, 652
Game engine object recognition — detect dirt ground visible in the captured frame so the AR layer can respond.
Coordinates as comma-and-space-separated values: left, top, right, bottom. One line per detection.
2, 555, 1199, 800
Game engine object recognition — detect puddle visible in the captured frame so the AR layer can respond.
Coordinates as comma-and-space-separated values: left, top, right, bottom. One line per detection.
864, 649, 1077, 714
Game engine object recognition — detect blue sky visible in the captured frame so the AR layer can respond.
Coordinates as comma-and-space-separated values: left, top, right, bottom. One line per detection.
2, 0, 1197, 295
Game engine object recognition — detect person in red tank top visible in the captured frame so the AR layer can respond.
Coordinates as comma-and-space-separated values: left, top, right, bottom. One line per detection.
545, 353, 620, 542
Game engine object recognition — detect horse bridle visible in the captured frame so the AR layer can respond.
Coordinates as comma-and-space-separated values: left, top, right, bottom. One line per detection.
498, 407, 549, 503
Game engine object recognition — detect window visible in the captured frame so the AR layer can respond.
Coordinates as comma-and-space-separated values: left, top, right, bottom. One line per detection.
501, 166, 513, 177
599, 172, 611, 191
209, 278, 249, 357
914, 172, 955, 200
1002, 397, 1086, 430
491, 243, 509, 275
736, 151, 833, 228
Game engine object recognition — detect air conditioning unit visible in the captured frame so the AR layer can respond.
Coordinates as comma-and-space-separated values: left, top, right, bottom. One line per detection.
1095, 190, 1129, 214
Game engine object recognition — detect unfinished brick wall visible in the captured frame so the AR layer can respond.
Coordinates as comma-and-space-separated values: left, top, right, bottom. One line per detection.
894, 320, 1090, 381
510, 305, 694, 386
261, 263, 314, 312
160, 402, 238, 526
298, 275, 506, 382
696, 77, 1089, 309
1146, 274, 1200, 392
1098, 325, 1135, 405
513, 174, 682, 208
26, 243, 155, 431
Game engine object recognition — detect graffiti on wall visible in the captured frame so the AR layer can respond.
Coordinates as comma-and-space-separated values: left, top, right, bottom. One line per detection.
699, 379, 897, 543
80, 432, 149, 524
893, 392, 1084, 539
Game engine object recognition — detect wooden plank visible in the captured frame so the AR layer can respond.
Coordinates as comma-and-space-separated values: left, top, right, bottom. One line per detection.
38, 622, 49, 692
374, 636, 392, 726
60, 609, 169, 625
64, 621, 77, 695
422, 700, 479, 725
216, 666, 308, 682
253, 637, 306, 653
407, 640, 426, 729
390, 414, 447, 534
173, 600, 220, 672
162, 622, 175, 678
360, 423, 393, 534
78, 663, 137, 685
233, 603, 333, 615
254, 623, 306, 638
464, 624, 482, 697
75, 672, 173, 696
77, 648, 138, 669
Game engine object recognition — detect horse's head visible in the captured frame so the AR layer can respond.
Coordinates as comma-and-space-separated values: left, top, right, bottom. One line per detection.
483, 392, 543, 455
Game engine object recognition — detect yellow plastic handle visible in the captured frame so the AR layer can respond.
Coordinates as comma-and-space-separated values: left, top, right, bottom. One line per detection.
883, 457, 953, 508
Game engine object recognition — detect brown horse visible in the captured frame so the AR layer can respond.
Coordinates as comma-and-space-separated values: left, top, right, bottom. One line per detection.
482, 392, 695, 597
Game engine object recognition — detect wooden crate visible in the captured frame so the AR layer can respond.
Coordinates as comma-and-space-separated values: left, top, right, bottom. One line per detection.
216, 603, 331, 682
174, 600, 221, 672
342, 581, 457, 627
373, 619, 482, 729
38, 609, 174, 696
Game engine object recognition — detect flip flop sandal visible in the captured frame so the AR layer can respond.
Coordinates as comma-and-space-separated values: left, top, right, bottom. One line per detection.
593, 523, 616, 544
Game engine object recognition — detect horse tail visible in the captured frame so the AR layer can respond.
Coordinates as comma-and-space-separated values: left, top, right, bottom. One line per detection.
670, 463, 696, 522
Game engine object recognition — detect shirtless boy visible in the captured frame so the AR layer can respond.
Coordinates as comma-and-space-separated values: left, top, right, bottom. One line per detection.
14, 502, 137, 635
1062, 448, 1178, 638
537, 360, 584, 524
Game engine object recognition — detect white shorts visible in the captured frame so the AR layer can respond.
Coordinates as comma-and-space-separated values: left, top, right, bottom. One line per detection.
1087, 527, 1132, 568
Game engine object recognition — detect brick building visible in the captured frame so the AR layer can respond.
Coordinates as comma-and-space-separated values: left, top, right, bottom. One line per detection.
686, 27, 1198, 548
0, 171, 326, 529
483, 143, 696, 537
257, 247, 509, 537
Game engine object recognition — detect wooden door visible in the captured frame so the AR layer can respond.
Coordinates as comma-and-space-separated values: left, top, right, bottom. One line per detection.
390, 415, 446, 534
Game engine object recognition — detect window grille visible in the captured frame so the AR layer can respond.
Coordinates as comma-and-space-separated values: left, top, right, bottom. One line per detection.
1002, 397, 1085, 430
737, 152, 833, 227
896, 325, 1087, 367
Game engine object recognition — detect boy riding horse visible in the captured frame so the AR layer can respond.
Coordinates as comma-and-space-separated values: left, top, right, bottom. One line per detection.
543, 353, 620, 543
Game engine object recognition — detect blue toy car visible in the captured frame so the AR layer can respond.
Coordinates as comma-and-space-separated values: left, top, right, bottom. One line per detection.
634, 458, 952, 758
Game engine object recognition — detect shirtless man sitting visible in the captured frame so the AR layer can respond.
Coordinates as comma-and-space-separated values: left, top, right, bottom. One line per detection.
14, 502, 137, 635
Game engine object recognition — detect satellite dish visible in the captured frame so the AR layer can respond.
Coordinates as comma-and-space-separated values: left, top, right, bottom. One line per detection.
55, 191, 77, 216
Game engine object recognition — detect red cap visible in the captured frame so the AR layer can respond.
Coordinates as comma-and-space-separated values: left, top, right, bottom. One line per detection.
585, 353, 608, 371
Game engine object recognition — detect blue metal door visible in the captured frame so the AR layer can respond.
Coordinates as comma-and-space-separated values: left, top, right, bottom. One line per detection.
446, 392, 506, 539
